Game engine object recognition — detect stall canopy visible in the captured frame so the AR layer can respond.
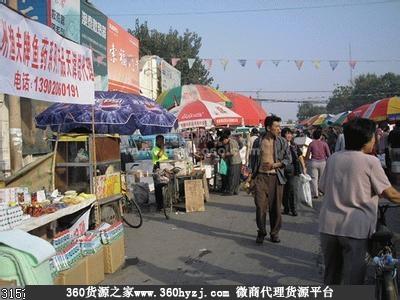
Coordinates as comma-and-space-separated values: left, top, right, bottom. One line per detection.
347, 97, 400, 122
170, 100, 243, 129
223, 92, 267, 126
157, 84, 232, 110
35, 91, 177, 135
327, 111, 352, 126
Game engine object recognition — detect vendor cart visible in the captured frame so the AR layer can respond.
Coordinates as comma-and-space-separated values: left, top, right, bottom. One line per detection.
54, 134, 124, 225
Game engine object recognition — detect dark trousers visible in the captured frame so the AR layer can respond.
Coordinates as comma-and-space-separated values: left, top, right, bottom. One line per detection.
227, 164, 242, 195
320, 233, 368, 284
283, 175, 297, 213
254, 174, 284, 237
154, 183, 164, 210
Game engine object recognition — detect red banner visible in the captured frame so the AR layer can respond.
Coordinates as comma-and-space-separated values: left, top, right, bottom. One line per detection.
107, 19, 139, 94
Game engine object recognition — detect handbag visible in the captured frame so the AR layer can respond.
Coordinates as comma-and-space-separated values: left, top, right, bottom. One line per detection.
218, 159, 228, 176
152, 168, 170, 185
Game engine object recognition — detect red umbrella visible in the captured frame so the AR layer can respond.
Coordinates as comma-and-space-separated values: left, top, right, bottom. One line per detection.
347, 97, 400, 122
171, 100, 243, 129
224, 92, 267, 126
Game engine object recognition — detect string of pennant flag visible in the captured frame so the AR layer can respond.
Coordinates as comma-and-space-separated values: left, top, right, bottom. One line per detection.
168, 58, 400, 71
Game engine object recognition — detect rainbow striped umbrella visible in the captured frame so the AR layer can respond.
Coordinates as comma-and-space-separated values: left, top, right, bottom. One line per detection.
157, 84, 232, 110
360, 96, 400, 122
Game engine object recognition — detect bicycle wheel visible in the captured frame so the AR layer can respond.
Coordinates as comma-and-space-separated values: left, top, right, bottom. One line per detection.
122, 194, 143, 228
382, 271, 398, 300
162, 184, 173, 220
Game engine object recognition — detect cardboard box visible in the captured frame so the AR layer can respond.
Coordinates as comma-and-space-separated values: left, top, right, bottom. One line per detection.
54, 258, 88, 285
103, 236, 125, 274
85, 247, 105, 285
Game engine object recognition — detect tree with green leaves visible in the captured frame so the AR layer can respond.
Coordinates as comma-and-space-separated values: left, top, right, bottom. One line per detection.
129, 20, 213, 85
297, 103, 327, 121
326, 73, 400, 114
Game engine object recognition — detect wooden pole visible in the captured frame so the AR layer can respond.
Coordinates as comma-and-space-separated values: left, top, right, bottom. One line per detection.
90, 105, 99, 225
51, 125, 62, 191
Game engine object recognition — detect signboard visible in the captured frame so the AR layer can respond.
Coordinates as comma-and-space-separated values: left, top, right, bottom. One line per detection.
80, 0, 107, 91
69, 208, 91, 238
160, 60, 181, 92
0, 4, 95, 104
18, 0, 48, 25
107, 18, 139, 94
50, 0, 80, 43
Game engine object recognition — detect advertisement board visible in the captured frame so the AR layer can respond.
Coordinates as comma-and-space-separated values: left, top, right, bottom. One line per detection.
17, 0, 48, 25
80, 0, 107, 91
0, 4, 95, 104
107, 18, 139, 94
160, 59, 181, 92
50, 0, 80, 43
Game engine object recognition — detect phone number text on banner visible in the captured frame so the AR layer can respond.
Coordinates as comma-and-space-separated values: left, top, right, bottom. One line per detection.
0, 4, 95, 104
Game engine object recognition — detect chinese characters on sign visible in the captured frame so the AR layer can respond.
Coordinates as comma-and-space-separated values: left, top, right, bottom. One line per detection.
17, 0, 48, 24
0, 4, 95, 104
107, 18, 139, 94
80, 0, 108, 91
50, 0, 80, 43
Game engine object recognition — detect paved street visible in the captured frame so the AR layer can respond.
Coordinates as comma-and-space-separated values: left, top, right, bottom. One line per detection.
104, 192, 324, 285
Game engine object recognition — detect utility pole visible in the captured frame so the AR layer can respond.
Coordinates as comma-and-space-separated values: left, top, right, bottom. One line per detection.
349, 43, 353, 83
7, 0, 23, 173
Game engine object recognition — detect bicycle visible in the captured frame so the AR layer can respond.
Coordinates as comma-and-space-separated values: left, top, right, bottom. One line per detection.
161, 167, 182, 220
120, 167, 143, 228
368, 203, 400, 300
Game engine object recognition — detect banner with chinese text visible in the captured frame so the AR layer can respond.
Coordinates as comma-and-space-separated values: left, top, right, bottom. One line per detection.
0, 4, 95, 104
107, 18, 139, 94
80, 0, 107, 91
50, 0, 80, 43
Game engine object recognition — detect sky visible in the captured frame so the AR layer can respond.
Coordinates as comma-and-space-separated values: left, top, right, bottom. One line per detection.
92, 0, 400, 121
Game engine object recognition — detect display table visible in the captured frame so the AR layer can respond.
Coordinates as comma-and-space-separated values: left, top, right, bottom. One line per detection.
15, 197, 96, 232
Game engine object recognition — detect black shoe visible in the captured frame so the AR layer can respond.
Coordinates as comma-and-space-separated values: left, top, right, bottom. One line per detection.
270, 236, 281, 243
222, 192, 234, 196
256, 232, 266, 244
291, 211, 298, 217
282, 210, 289, 215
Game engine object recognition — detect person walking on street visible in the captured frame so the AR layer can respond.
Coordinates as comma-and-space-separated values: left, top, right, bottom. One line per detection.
305, 129, 331, 198
334, 127, 345, 152
151, 135, 169, 211
281, 128, 306, 217
388, 121, 400, 176
222, 131, 242, 196
319, 118, 400, 285
249, 115, 291, 244
246, 128, 259, 166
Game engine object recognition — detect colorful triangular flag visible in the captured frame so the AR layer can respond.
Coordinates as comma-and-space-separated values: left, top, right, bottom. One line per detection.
238, 59, 247, 67
256, 59, 265, 69
220, 59, 229, 71
312, 60, 321, 69
272, 60, 281, 67
329, 60, 339, 71
171, 58, 180, 67
187, 58, 195, 69
203, 59, 213, 70
295, 60, 304, 70
349, 60, 357, 70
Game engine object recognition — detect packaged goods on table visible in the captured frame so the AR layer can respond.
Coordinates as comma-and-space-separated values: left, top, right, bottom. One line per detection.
98, 221, 124, 244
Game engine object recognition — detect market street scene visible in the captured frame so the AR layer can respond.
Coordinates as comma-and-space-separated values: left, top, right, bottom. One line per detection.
0, 0, 400, 299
